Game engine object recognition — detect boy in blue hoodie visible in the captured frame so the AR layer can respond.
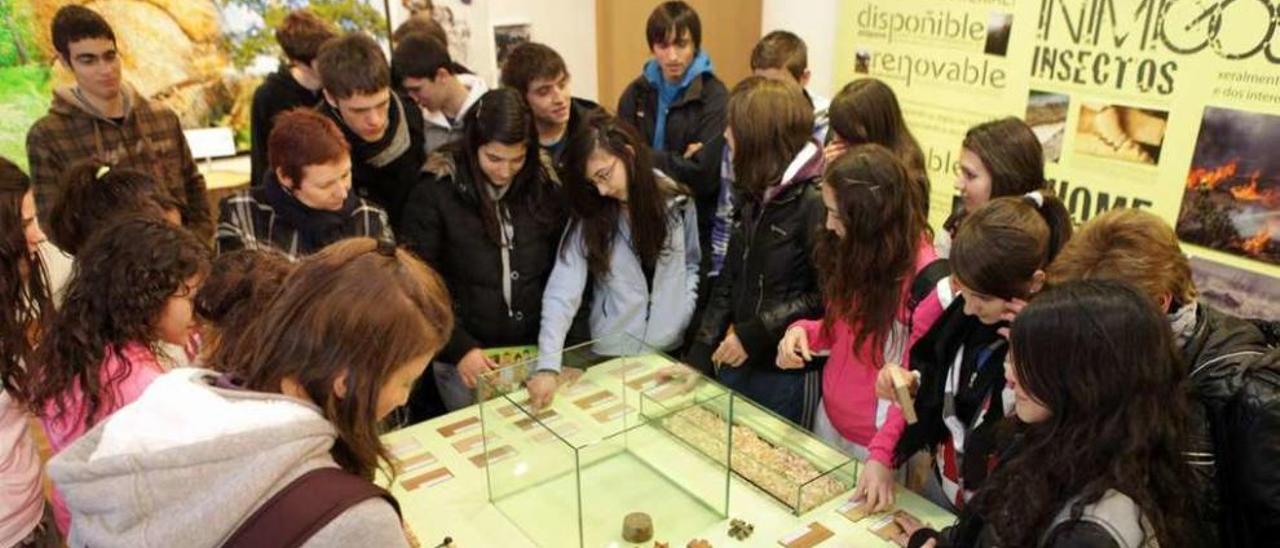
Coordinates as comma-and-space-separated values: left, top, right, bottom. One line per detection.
617, 1, 727, 268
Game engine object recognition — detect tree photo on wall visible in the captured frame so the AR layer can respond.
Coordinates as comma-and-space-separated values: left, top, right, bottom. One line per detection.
0, 0, 50, 169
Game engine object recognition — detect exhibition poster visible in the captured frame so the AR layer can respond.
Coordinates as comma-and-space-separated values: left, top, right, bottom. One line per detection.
835, 0, 1280, 317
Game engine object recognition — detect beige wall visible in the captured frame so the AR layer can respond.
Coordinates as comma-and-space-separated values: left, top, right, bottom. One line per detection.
595, 0, 763, 112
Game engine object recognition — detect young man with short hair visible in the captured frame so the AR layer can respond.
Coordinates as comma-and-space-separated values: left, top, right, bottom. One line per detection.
218, 108, 391, 260
1047, 208, 1280, 545
249, 9, 337, 187
391, 33, 487, 155
750, 30, 829, 142
499, 41, 599, 182
617, 1, 727, 251
26, 5, 213, 240
315, 32, 425, 226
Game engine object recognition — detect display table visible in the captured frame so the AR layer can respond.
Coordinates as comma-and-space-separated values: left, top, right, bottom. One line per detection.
379, 354, 955, 547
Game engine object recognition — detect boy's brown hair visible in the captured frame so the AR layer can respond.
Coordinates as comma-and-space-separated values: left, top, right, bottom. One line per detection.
392, 11, 447, 46
316, 32, 390, 101
1046, 208, 1197, 308
500, 42, 567, 95
751, 30, 807, 81
276, 9, 338, 65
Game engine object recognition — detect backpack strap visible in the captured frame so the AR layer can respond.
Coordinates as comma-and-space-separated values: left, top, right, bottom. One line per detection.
222, 467, 401, 548
909, 259, 950, 314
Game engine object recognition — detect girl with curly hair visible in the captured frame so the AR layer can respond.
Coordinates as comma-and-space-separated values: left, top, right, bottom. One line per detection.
25, 216, 210, 533
896, 280, 1196, 547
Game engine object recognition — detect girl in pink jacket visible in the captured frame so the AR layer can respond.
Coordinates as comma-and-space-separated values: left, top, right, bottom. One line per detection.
777, 145, 945, 513
25, 217, 209, 534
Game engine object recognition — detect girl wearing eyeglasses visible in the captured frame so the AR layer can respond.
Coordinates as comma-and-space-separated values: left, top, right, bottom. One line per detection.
529, 111, 700, 407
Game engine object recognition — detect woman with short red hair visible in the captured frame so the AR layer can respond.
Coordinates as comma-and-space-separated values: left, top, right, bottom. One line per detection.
217, 108, 392, 260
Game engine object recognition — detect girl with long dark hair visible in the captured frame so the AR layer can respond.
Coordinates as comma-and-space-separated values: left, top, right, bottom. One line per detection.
400, 88, 566, 414
776, 144, 943, 511
826, 78, 930, 218
686, 76, 825, 425
878, 194, 1073, 511
530, 111, 699, 407
26, 216, 210, 534
897, 280, 1196, 546
937, 117, 1048, 257
0, 158, 60, 547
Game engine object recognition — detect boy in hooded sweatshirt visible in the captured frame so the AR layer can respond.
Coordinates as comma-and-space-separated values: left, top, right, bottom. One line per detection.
26, 6, 213, 241
617, 1, 727, 261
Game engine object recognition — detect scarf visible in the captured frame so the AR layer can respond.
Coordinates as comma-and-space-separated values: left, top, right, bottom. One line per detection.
263, 173, 358, 253
1169, 300, 1198, 350
339, 93, 411, 169
643, 50, 713, 151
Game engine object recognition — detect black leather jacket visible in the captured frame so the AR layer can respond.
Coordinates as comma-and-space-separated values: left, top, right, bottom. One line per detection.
686, 177, 825, 371
1185, 303, 1279, 547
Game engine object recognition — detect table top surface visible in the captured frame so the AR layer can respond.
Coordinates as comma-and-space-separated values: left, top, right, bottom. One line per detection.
378, 357, 955, 548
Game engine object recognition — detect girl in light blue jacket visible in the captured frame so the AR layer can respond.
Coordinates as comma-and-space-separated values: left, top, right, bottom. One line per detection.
530, 112, 699, 406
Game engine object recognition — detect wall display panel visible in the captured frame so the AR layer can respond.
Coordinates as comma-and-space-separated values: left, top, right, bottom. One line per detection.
834, 0, 1280, 290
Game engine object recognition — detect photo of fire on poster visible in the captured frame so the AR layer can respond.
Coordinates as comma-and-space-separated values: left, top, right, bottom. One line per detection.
1177, 106, 1280, 267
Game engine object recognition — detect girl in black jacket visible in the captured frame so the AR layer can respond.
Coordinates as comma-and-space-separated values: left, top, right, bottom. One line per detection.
686, 77, 825, 426
399, 89, 565, 413
896, 281, 1197, 547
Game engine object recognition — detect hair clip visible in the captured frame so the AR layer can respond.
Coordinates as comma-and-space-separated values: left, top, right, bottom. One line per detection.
96, 165, 111, 179
375, 238, 397, 257
1023, 190, 1045, 208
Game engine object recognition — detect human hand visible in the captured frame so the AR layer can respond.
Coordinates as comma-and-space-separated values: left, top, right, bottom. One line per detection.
776, 326, 812, 369
892, 512, 930, 547
997, 298, 1028, 340
457, 348, 497, 389
851, 460, 896, 513
711, 331, 749, 368
823, 139, 850, 164
875, 364, 917, 401
683, 142, 704, 159
526, 371, 559, 409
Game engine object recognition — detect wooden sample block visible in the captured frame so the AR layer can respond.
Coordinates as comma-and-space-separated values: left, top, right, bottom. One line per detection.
574, 390, 618, 410
469, 445, 517, 467
401, 466, 453, 491
778, 522, 833, 548
436, 415, 481, 438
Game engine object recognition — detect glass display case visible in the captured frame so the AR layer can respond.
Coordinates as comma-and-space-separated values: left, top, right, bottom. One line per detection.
477, 335, 859, 547
477, 335, 732, 547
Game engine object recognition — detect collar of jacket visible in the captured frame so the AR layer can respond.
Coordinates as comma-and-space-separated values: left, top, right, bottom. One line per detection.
51, 83, 138, 123
631, 70, 710, 110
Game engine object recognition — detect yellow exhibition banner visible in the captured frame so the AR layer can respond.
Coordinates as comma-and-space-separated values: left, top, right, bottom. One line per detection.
835, 0, 1280, 316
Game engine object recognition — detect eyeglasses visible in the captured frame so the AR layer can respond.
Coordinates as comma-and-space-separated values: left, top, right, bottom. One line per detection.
590, 158, 620, 186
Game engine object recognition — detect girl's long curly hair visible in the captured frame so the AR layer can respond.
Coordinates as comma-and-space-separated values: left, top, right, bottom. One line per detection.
26, 216, 209, 425
973, 280, 1196, 546
0, 159, 53, 401
814, 145, 925, 360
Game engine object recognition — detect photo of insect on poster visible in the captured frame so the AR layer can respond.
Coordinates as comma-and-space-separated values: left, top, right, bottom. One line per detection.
1177, 106, 1280, 266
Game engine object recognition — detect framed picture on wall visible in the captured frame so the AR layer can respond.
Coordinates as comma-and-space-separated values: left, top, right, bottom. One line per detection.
493, 22, 532, 73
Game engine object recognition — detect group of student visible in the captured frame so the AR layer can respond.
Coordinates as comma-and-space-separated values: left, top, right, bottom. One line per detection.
1, 2, 1279, 547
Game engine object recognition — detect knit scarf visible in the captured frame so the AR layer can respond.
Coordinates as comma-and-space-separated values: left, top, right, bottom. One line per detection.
263, 173, 358, 252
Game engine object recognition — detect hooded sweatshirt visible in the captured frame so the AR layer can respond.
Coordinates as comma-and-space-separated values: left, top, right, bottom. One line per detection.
537, 171, 700, 370
47, 368, 408, 548
26, 84, 214, 241
643, 50, 714, 153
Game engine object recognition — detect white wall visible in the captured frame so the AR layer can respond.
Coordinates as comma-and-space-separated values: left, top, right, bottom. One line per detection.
760, 0, 840, 98
488, 0, 600, 102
